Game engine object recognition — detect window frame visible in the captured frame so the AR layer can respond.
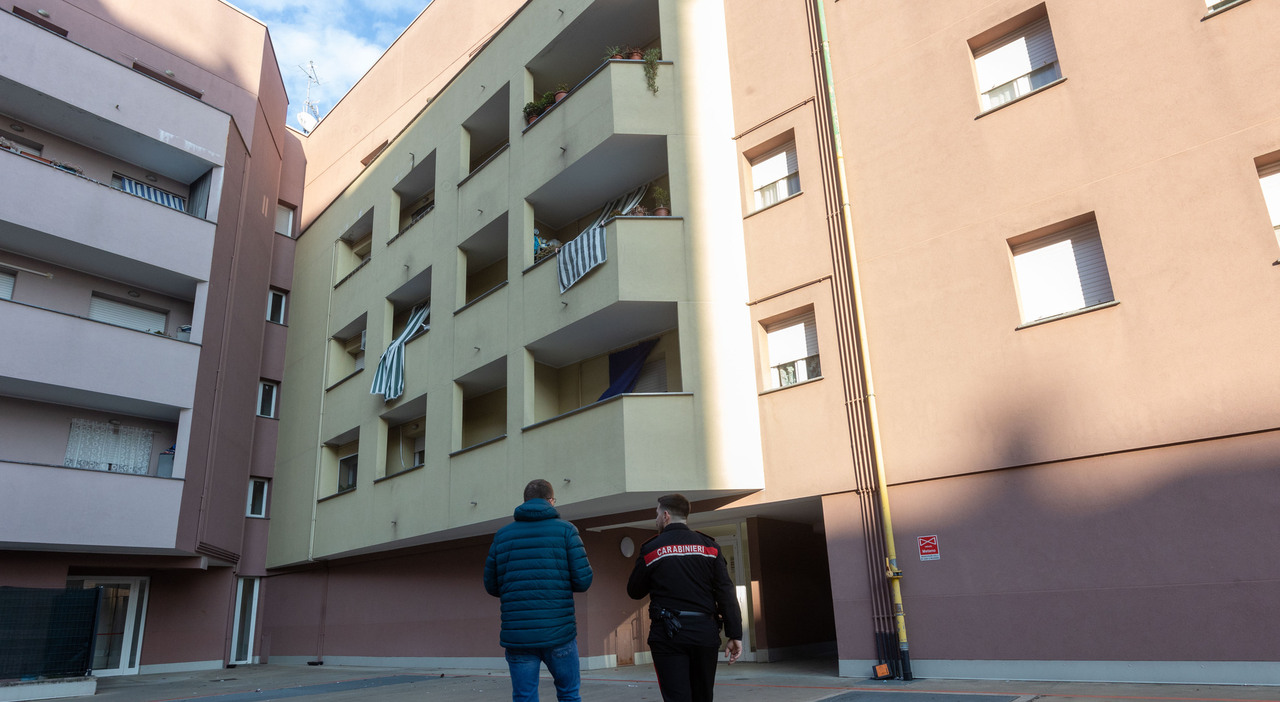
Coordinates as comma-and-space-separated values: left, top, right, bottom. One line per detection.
749, 142, 801, 212
246, 478, 269, 518
1256, 162, 1280, 250
971, 13, 1063, 114
274, 204, 296, 237
764, 310, 822, 390
257, 381, 279, 419
337, 451, 359, 492
267, 289, 288, 324
1010, 218, 1116, 326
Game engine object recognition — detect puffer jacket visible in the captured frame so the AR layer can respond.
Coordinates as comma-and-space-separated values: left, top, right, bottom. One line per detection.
483, 498, 593, 648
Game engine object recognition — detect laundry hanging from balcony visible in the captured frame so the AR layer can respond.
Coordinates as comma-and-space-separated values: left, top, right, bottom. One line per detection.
370, 303, 430, 401
115, 174, 187, 212
557, 184, 647, 293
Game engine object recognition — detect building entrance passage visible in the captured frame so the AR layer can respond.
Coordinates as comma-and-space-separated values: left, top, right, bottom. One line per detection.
67, 576, 149, 676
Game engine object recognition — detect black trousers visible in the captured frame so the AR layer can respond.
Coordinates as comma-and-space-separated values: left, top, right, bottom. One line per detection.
650, 639, 720, 702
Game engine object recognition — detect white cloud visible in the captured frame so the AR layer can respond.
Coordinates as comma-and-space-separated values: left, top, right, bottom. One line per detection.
230, 0, 426, 132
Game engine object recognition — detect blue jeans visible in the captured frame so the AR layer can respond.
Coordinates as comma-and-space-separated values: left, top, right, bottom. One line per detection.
504, 639, 582, 702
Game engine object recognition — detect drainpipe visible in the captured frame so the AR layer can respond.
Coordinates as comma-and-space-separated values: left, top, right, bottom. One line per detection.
813, 0, 913, 680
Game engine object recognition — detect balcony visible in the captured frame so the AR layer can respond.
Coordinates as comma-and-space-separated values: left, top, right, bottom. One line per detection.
0, 300, 199, 413
452, 281, 509, 376
522, 216, 685, 352
521, 60, 676, 202
520, 393, 752, 509
1, 10, 229, 176
0, 460, 182, 551
0, 150, 214, 296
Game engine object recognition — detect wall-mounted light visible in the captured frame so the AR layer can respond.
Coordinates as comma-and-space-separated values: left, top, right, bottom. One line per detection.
164, 69, 176, 77
8, 124, 24, 133
127, 290, 141, 298
620, 536, 635, 558
37, 9, 50, 17
144, 174, 158, 182
107, 419, 122, 426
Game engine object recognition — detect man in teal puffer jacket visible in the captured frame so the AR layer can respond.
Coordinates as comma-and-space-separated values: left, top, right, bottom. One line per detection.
484, 479, 593, 702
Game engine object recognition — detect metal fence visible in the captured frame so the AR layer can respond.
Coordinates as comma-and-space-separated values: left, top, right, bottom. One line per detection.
0, 586, 100, 680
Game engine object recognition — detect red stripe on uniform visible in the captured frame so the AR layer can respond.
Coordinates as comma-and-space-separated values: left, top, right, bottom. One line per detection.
643, 543, 719, 565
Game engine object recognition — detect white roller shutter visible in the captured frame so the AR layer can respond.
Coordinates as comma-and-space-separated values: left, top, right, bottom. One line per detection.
751, 144, 798, 189
632, 357, 668, 393
1013, 221, 1113, 323
1258, 167, 1280, 229
0, 271, 14, 300
89, 295, 167, 333
975, 17, 1056, 93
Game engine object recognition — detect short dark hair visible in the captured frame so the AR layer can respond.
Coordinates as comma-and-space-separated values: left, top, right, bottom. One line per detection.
657, 493, 690, 519
524, 479, 554, 502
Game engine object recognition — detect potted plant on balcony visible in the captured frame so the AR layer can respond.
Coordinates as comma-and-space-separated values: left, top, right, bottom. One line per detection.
554, 83, 570, 103
626, 46, 644, 60
651, 186, 670, 216
643, 48, 662, 94
604, 45, 623, 61
523, 99, 544, 124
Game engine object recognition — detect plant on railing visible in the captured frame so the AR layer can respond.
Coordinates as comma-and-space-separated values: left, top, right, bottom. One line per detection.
54, 161, 84, 175
650, 186, 669, 216
604, 45, 623, 61
643, 48, 662, 94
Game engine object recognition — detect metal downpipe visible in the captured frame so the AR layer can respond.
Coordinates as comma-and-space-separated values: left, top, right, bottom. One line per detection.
812, 0, 912, 680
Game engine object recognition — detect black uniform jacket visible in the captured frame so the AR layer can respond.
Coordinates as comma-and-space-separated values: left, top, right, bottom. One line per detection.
626, 523, 743, 645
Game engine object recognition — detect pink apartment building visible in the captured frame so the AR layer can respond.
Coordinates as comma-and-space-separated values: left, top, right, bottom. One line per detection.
0, 0, 302, 680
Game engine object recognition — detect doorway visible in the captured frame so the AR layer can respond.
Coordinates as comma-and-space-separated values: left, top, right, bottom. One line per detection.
230, 577, 260, 664
700, 522, 754, 661
67, 577, 149, 676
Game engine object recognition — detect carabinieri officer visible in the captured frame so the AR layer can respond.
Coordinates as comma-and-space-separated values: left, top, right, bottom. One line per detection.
627, 493, 742, 702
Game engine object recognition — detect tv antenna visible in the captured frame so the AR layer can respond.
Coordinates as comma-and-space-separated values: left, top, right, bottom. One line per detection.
296, 61, 321, 134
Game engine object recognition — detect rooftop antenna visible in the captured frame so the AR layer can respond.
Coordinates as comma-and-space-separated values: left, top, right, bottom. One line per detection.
296, 61, 321, 134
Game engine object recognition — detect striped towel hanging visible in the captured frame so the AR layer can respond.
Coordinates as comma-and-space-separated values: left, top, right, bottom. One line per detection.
556, 184, 647, 293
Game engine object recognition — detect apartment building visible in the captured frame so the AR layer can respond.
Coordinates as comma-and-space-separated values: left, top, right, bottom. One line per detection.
265, 0, 1280, 685
0, 0, 302, 676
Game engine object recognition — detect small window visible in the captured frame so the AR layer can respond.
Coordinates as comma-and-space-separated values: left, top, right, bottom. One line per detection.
1257, 163, 1280, 248
275, 204, 295, 237
246, 479, 268, 518
257, 381, 279, 418
765, 311, 821, 389
338, 450, 358, 492
344, 330, 366, 372
1011, 218, 1114, 324
267, 289, 288, 324
0, 270, 14, 300
89, 294, 167, 334
973, 15, 1061, 112
751, 142, 800, 210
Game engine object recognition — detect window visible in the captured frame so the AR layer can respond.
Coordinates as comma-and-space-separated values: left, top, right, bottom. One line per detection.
337, 449, 358, 492
765, 311, 821, 388
63, 418, 154, 475
1011, 219, 1114, 324
0, 270, 13, 300
1258, 164, 1280, 247
973, 15, 1061, 112
274, 204, 295, 237
246, 479, 268, 518
344, 330, 366, 371
89, 295, 167, 334
257, 381, 278, 418
267, 289, 287, 324
751, 142, 800, 210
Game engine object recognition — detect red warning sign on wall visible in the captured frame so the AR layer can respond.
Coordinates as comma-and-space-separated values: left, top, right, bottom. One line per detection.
918, 535, 940, 561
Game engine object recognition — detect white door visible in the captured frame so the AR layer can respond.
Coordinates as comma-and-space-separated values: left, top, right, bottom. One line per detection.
712, 527, 754, 661
230, 577, 260, 664
68, 577, 149, 676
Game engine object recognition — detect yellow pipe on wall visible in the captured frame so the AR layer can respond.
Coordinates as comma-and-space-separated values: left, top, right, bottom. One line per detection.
813, 0, 913, 680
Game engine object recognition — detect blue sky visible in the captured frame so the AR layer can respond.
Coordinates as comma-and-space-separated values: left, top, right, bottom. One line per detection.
228, 0, 430, 133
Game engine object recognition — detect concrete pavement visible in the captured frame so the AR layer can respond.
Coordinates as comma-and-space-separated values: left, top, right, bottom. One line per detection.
75, 660, 1280, 702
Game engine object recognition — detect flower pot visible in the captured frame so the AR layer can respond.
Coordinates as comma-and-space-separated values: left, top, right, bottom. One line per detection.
554, 90, 568, 103
526, 113, 539, 125
653, 206, 670, 217
627, 50, 643, 60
